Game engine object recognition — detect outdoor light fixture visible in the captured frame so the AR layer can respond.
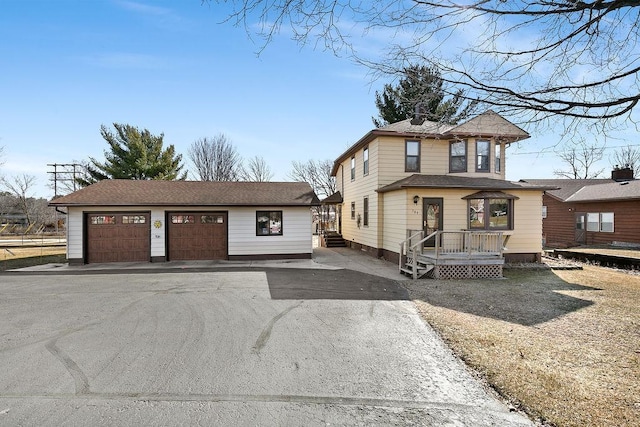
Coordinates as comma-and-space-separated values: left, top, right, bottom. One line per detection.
413, 195, 420, 205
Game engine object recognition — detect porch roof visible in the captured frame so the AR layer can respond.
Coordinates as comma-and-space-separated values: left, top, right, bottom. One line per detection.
377, 175, 551, 193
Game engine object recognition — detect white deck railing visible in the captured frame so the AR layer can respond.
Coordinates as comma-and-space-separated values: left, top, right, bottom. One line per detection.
399, 230, 505, 279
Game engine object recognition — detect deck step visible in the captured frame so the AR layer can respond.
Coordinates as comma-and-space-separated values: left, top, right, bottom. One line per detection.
400, 263, 434, 279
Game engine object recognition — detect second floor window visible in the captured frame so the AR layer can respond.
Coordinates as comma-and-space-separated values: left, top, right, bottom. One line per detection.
450, 140, 467, 172
405, 140, 420, 172
476, 140, 490, 172
363, 146, 369, 176
351, 156, 356, 180
495, 144, 501, 173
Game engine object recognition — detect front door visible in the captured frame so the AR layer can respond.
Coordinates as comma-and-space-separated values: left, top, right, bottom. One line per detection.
422, 198, 443, 247
575, 213, 586, 244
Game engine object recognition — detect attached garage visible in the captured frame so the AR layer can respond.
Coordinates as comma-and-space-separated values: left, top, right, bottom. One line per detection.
86, 212, 150, 263
167, 212, 227, 260
50, 180, 319, 265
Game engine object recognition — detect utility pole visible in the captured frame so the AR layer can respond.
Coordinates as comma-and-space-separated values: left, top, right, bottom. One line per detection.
47, 163, 82, 198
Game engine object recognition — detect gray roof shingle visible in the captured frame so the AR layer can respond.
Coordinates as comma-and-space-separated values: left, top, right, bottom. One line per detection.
50, 180, 320, 207
377, 175, 552, 193
521, 179, 618, 201
565, 179, 640, 202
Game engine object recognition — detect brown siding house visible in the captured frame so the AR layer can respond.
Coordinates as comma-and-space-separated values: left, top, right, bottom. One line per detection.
523, 169, 640, 248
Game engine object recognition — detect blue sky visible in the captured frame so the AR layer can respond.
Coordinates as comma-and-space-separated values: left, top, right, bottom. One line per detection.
0, 0, 634, 198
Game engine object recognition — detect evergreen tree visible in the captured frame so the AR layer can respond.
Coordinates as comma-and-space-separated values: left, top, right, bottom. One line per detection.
78, 123, 187, 186
372, 65, 476, 127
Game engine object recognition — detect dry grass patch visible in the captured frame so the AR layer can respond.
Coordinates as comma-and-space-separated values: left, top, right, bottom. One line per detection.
1, 246, 66, 270
405, 266, 640, 427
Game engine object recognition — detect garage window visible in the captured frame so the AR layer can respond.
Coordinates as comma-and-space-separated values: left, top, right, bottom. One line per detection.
122, 215, 146, 224
91, 215, 116, 225
171, 215, 195, 224
257, 211, 283, 236
201, 215, 224, 224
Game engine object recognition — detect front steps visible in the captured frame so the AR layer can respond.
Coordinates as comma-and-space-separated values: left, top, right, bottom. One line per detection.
322, 232, 347, 248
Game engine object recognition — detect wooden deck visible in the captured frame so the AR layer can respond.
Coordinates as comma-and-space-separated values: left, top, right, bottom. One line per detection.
400, 230, 506, 279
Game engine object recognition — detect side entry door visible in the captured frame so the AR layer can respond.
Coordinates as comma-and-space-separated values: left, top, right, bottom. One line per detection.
575, 213, 586, 244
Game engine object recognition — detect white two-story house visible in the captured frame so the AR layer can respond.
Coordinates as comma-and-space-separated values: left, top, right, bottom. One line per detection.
325, 110, 550, 279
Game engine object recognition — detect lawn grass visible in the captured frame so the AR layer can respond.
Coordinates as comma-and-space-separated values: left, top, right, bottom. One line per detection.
405, 266, 640, 427
0, 246, 66, 271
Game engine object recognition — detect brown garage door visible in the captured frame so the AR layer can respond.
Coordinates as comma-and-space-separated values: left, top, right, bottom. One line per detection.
86, 213, 150, 263
168, 212, 228, 260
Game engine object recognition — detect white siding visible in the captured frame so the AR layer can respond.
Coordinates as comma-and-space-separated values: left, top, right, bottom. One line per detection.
65, 205, 312, 261
228, 207, 312, 255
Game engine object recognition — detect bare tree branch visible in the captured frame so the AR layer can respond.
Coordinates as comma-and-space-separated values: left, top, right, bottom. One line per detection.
553, 140, 605, 178
209, 0, 640, 126
288, 159, 336, 198
188, 134, 243, 181
610, 145, 640, 174
1, 174, 38, 225
240, 156, 274, 182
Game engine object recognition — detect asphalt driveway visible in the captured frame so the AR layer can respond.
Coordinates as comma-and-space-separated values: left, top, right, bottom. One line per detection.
0, 269, 533, 426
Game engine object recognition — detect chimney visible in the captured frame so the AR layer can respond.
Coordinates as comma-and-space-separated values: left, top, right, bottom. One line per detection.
410, 103, 425, 125
611, 165, 634, 181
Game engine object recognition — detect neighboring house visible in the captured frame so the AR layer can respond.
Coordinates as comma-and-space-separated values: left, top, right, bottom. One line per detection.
523, 167, 640, 248
49, 180, 319, 264
323, 110, 551, 278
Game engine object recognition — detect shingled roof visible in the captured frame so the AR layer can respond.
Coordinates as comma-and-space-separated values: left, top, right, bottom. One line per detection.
331, 110, 529, 176
50, 180, 320, 207
565, 179, 640, 202
521, 179, 615, 201
377, 175, 552, 193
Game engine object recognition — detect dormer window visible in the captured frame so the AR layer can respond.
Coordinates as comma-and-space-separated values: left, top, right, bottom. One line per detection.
450, 140, 467, 172
405, 140, 420, 172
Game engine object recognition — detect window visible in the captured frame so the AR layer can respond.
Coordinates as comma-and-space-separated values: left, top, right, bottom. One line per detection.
586, 213, 599, 231
257, 211, 282, 236
405, 140, 420, 172
122, 215, 146, 224
91, 215, 115, 225
469, 198, 513, 230
587, 212, 614, 232
363, 197, 369, 227
171, 215, 194, 224
495, 144, 501, 173
450, 140, 467, 172
201, 215, 224, 224
542, 206, 548, 219
351, 156, 356, 180
363, 146, 369, 176
476, 140, 490, 172
601, 213, 614, 232
350, 202, 356, 220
